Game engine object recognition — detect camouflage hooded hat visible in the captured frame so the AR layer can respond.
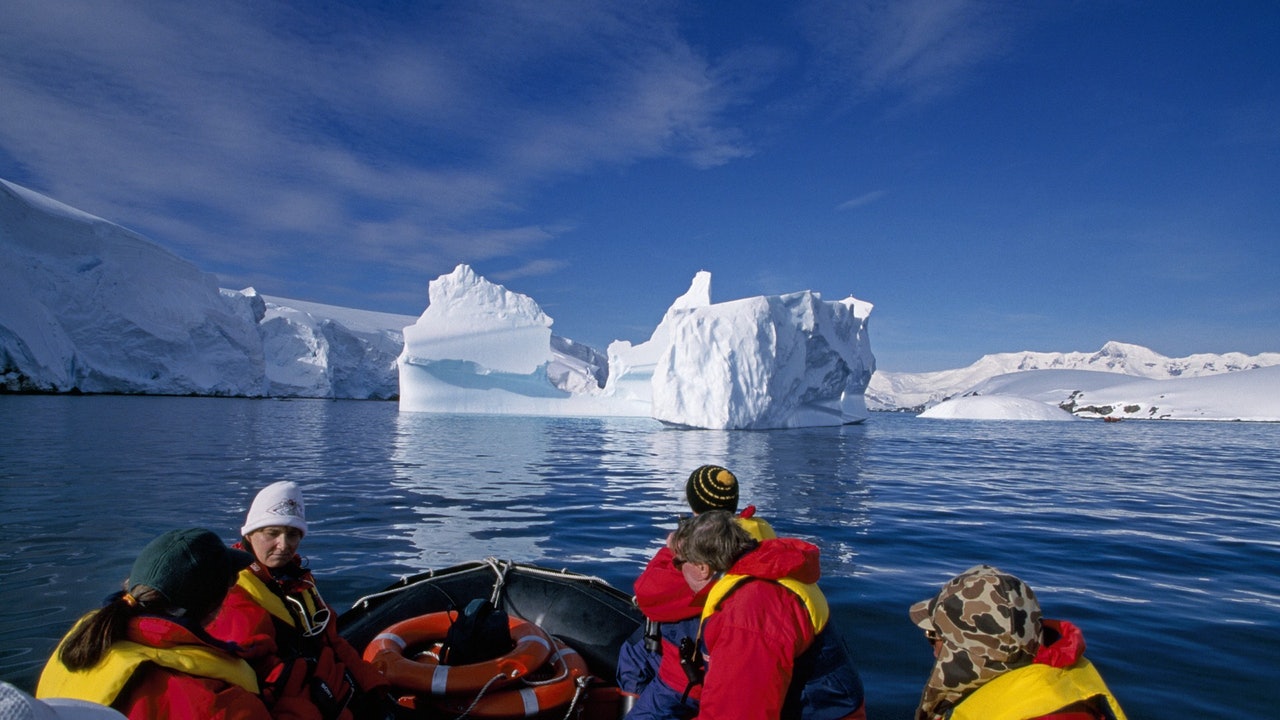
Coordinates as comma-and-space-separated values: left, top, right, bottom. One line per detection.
909, 565, 1042, 720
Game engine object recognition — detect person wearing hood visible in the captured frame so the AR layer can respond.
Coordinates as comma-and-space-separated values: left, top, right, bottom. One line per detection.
618, 465, 778, 719
910, 565, 1127, 720
36, 528, 314, 719
205, 481, 394, 720
667, 510, 865, 720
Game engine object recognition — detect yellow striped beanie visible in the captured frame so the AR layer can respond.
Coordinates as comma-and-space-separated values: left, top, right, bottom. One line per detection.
685, 465, 739, 514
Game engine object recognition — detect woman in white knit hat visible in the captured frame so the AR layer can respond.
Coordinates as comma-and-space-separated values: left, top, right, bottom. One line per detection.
205, 481, 395, 720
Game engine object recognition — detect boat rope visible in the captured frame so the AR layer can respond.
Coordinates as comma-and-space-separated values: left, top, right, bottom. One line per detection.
554, 676, 592, 720
347, 558, 613, 613
447, 671, 510, 720
484, 557, 512, 606
489, 559, 611, 586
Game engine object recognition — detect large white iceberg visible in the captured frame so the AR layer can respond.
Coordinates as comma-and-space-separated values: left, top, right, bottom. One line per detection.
398, 265, 875, 429
651, 290, 874, 429
398, 265, 631, 417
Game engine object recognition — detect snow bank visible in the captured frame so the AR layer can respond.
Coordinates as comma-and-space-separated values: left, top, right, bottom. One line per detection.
922, 366, 1280, 422
869, 341, 1280, 412
919, 395, 1081, 421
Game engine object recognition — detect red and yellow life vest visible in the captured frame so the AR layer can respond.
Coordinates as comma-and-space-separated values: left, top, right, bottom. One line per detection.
37, 617, 257, 705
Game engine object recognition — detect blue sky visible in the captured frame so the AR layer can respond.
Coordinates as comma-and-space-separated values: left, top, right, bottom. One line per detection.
2, 1, 1277, 372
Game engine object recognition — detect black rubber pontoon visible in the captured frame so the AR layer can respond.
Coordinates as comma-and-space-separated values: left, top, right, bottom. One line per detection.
339, 557, 643, 683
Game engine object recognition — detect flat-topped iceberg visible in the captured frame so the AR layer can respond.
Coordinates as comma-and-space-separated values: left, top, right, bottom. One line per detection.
397, 265, 631, 417
398, 265, 875, 429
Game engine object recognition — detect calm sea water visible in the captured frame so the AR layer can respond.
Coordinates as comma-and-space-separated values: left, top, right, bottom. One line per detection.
1, 396, 1277, 718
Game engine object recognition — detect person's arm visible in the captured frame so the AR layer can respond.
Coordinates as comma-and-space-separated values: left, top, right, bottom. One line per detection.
635, 547, 700, 621
206, 586, 280, 670
119, 666, 277, 720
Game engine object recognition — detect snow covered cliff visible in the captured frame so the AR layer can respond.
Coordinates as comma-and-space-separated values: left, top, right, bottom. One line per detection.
0, 179, 411, 399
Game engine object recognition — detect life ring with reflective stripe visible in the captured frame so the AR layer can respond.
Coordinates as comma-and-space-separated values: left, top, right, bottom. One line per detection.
362, 611, 553, 695
433, 637, 592, 719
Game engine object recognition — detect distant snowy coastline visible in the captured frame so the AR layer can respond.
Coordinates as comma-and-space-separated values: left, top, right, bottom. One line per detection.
868, 341, 1280, 413
888, 345, 1280, 422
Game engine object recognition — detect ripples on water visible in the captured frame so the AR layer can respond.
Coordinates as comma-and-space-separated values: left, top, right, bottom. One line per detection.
1, 396, 1277, 718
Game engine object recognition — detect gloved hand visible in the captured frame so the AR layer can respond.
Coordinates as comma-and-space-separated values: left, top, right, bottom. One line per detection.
310, 646, 355, 720
264, 658, 322, 720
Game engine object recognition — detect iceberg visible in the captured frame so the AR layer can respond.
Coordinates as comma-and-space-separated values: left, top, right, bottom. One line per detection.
650, 290, 874, 429
397, 265, 635, 417
7, 176, 1277, 423
398, 265, 875, 429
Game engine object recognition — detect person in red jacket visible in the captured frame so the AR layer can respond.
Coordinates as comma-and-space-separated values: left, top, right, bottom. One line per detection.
37, 528, 321, 720
206, 481, 394, 720
619, 465, 777, 719
909, 565, 1127, 720
668, 510, 865, 720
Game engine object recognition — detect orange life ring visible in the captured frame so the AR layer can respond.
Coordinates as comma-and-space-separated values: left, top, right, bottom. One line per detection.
363, 610, 553, 695
432, 637, 592, 719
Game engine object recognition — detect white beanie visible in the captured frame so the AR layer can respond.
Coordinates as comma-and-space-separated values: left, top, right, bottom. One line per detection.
241, 481, 307, 537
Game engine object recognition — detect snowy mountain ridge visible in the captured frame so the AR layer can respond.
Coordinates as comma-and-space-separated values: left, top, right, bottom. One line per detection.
867, 341, 1280, 412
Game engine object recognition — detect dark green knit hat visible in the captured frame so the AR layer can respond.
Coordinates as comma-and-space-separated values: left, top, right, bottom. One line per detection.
685, 465, 739, 514
128, 528, 253, 614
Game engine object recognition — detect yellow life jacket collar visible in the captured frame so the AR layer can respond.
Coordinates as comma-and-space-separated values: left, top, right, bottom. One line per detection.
235, 567, 330, 637
701, 572, 830, 633
952, 658, 1128, 720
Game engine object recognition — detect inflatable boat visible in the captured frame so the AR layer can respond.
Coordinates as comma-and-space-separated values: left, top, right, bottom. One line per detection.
339, 558, 644, 719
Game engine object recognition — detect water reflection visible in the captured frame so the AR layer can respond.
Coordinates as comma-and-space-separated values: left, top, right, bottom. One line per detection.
390, 412, 557, 565
386, 414, 876, 579
594, 421, 875, 577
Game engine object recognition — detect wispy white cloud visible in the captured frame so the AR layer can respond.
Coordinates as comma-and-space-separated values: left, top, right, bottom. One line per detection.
0, 0, 758, 304
837, 190, 886, 210
492, 258, 572, 283
800, 0, 1018, 106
